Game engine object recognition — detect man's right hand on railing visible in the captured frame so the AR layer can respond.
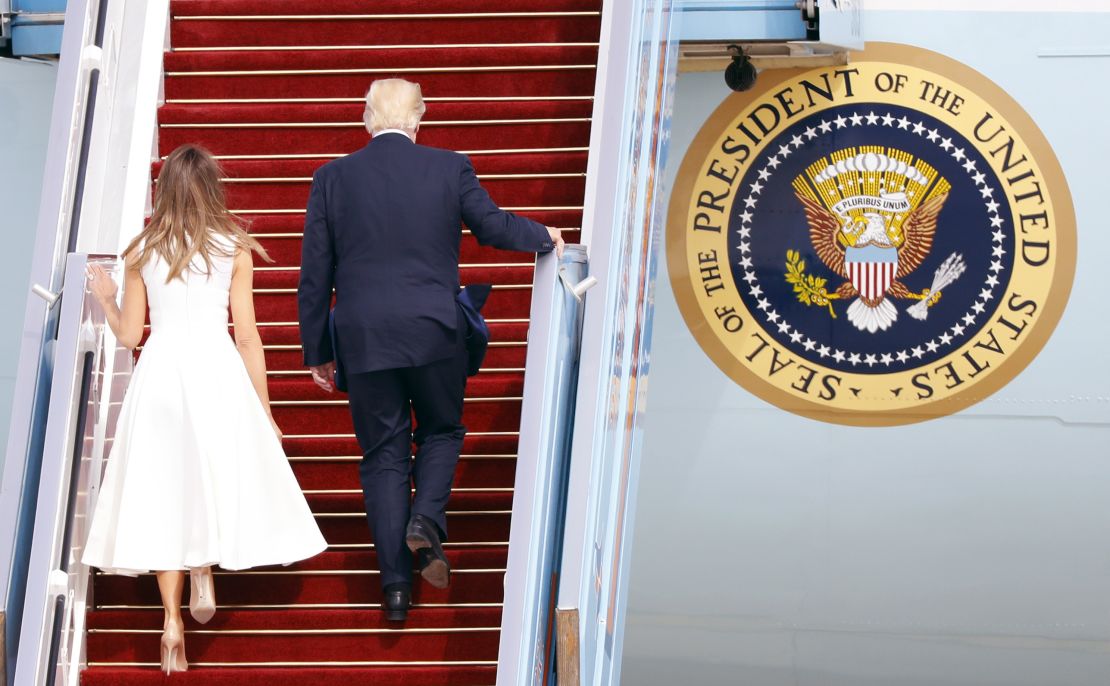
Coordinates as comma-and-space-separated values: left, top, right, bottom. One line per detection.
546, 226, 566, 258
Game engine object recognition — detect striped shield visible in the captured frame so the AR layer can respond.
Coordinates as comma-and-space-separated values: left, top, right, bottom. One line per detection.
845, 245, 899, 302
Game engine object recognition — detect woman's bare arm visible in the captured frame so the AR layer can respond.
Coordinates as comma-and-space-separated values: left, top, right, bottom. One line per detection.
229, 248, 281, 438
88, 254, 147, 350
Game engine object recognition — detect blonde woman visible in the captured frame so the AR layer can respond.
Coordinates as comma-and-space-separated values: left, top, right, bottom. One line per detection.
82, 144, 327, 674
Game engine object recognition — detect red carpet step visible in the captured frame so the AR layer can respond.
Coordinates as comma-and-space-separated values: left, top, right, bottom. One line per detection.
281, 434, 520, 459
242, 213, 583, 234
289, 457, 517, 491
170, 0, 599, 13
217, 177, 586, 211
94, 551, 510, 607
267, 373, 526, 399
165, 70, 596, 102
252, 266, 537, 290
89, 625, 501, 663
164, 47, 600, 74
254, 286, 533, 322
94, 567, 508, 607
89, 606, 503, 631
82, 666, 498, 686
190, 151, 590, 179
170, 1, 601, 50
160, 121, 593, 157
158, 102, 594, 126
84, 1, 600, 684
264, 343, 528, 373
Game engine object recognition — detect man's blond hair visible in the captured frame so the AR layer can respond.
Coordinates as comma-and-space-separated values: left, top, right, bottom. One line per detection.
363, 79, 426, 134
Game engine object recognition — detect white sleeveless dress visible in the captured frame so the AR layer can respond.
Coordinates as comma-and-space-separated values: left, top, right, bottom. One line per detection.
82, 244, 327, 575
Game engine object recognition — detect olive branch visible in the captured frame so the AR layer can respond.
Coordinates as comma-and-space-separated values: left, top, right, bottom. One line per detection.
784, 250, 839, 318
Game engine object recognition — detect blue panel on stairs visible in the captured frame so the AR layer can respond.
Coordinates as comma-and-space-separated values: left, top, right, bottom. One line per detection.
12, 23, 64, 56
10, 0, 66, 56
12, 0, 68, 11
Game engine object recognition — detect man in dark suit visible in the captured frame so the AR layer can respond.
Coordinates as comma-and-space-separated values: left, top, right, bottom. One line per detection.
298, 78, 563, 621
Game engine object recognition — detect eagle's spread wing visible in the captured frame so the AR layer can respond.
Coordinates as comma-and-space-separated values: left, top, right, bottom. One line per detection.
796, 193, 844, 275
897, 192, 948, 278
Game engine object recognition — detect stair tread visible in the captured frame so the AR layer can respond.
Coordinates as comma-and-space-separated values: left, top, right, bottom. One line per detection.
171, 0, 600, 16
92, 567, 508, 607
283, 432, 518, 450
252, 266, 534, 290
164, 68, 597, 100
269, 374, 524, 401
304, 491, 513, 513
165, 46, 598, 73
82, 666, 497, 686
258, 321, 529, 344
159, 109, 591, 127
89, 606, 502, 631
253, 287, 533, 320
91, 549, 508, 578
161, 153, 588, 178
268, 375, 525, 400
160, 118, 592, 157
240, 212, 584, 232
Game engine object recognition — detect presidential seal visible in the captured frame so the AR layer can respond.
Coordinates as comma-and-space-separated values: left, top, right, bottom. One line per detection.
667, 43, 1075, 426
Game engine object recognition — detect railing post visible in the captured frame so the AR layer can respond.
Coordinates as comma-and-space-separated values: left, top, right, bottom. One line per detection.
1, 1, 167, 681
0, 1, 103, 679
14, 255, 96, 686
556, 0, 679, 684
11, 254, 128, 686
497, 246, 592, 686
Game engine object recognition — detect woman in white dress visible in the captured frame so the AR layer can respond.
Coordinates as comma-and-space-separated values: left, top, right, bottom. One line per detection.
82, 144, 327, 674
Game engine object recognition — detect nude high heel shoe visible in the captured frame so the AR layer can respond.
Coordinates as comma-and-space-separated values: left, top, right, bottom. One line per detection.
189, 567, 216, 624
160, 619, 188, 674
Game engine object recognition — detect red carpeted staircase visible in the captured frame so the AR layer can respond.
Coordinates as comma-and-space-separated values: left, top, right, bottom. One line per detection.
81, 1, 598, 683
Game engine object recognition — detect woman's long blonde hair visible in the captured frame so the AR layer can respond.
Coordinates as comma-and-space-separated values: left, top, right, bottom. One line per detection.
124, 144, 270, 281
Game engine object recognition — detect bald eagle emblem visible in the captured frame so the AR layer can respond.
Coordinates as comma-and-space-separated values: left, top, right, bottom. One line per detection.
787, 148, 967, 333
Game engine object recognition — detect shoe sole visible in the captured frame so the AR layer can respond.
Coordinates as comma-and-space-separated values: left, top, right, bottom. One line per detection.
189, 605, 215, 625
420, 558, 450, 590
406, 533, 451, 589
406, 532, 432, 551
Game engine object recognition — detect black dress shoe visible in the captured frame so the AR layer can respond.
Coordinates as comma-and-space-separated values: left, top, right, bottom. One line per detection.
406, 514, 451, 589
382, 582, 411, 622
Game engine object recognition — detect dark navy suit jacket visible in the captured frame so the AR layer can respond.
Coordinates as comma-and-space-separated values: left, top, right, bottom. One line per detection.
298, 132, 554, 374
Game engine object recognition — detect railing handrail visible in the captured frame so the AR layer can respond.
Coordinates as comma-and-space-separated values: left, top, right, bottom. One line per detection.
555, 1, 679, 684
497, 245, 592, 686
1, 0, 170, 683
1, 0, 104, 679
12, 254, 130, 686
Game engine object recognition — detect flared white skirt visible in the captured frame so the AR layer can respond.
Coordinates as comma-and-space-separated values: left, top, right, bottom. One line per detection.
82, 333, 327, 576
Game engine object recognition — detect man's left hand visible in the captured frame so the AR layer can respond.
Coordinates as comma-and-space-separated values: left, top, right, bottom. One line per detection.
310, 361, 337, 393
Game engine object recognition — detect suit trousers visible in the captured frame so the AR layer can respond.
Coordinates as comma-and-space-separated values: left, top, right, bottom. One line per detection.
345, 318, 468, 590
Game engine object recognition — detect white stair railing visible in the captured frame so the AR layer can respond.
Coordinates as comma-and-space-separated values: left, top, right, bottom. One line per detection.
13, 255, 131, 686
2, 1, 169, 684
499, 246, 595, 686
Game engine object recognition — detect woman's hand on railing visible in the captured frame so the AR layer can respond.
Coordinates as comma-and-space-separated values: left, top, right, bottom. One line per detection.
85, 256, 147, 349
86, 263, 118, 305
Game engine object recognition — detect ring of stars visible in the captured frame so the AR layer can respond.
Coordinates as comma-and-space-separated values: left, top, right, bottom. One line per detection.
734, 109, 1010, 370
